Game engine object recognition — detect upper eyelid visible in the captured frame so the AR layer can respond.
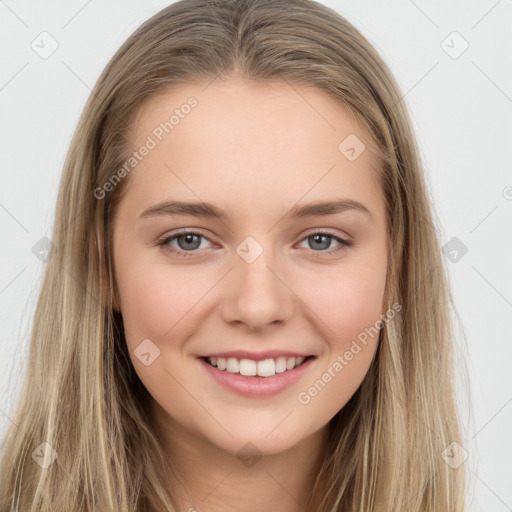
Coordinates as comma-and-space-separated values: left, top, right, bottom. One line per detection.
158, 229, 216, 251
164, 228, 215, 244
160, 228, 351, 248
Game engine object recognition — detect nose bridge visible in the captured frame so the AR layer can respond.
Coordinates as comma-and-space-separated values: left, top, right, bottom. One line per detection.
221, 235, 294, 330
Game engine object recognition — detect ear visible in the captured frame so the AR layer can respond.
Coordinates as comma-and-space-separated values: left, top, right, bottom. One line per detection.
111, 288, 121, 313
100, 265, 121, 313
380, 296, 388, 319
110, 278, 122, 313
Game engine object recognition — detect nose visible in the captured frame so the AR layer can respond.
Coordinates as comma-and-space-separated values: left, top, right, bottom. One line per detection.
220, 247, 295, 333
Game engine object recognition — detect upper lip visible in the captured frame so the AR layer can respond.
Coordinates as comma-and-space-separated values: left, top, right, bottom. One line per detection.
199, 350, 314, 362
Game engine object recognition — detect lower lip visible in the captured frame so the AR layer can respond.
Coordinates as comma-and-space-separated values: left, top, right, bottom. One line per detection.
198, 357, 316, 397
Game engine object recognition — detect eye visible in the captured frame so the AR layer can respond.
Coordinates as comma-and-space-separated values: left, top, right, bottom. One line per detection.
156, 228, 352, 258
157, 229, 214, 257
296, 230, 352, 255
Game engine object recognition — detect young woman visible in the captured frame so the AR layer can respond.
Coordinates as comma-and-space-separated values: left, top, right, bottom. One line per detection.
0, 0, 467, 510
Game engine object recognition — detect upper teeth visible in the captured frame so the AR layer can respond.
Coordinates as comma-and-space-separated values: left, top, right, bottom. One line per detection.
208, 356, 306, 377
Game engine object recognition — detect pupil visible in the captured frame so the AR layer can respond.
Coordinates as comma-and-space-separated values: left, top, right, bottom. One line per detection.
176, 234, 332, 251
311, 234, 330, 250
179, 234, 200, 250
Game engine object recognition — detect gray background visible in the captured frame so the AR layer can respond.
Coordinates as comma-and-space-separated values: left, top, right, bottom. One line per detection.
1, 0, 511, 509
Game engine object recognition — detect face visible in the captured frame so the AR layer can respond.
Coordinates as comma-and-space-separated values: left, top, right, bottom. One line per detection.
112, 74, 388, 457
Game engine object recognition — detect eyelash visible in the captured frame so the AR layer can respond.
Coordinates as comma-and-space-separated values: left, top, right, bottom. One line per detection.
156, 228, 353, 258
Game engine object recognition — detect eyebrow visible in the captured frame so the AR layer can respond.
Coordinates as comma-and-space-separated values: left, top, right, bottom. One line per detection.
138, 198, 372, 222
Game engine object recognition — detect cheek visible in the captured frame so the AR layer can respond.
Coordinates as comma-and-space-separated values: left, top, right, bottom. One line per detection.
298, 260, 387, 347
117, 246, 387, 354
115, 248, 214, 342
117, 264, 172, 340
292, 262, 385, 410
335, 273, 385, 344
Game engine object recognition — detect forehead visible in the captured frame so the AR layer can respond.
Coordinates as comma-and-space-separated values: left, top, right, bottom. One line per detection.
121, 75, 384, 221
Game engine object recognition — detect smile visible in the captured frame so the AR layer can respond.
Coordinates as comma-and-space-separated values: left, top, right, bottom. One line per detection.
205, 355, 309, 377
198, 355, 316, 397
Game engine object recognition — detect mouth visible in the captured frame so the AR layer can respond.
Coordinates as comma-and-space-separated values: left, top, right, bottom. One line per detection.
198, 354, 317, 397
200, 355, 315, 378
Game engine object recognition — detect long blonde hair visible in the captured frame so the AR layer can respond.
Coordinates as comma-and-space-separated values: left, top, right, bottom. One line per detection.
0, 0, 468, 510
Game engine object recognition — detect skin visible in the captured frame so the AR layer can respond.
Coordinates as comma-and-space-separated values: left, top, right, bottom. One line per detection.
112, 73, 388, 512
